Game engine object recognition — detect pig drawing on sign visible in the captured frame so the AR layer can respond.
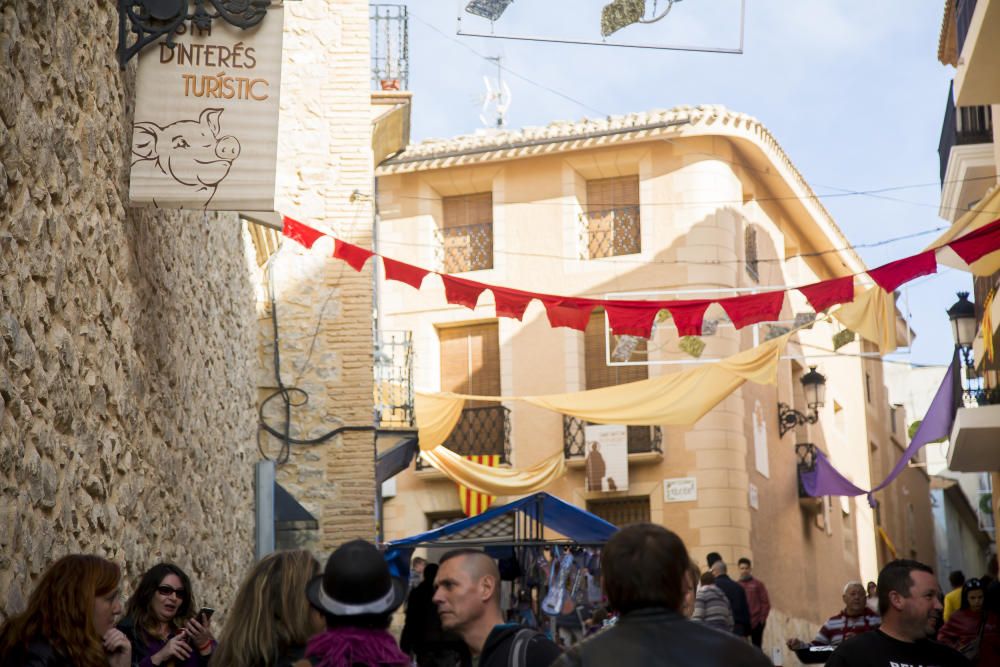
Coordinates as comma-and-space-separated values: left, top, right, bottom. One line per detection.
131, 108, 241, 209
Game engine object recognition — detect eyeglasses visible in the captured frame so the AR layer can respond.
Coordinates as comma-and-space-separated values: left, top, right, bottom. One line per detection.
156, 585, 186, 599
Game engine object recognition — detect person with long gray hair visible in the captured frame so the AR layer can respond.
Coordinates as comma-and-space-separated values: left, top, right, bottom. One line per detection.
210, 549, 325, 667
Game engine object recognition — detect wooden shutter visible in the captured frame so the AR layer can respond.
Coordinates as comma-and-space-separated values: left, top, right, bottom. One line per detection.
586, 497, 651, 525
439, 323, 500, 405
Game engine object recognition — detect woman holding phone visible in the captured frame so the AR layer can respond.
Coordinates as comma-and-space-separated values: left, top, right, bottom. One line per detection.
118, 562, 216, 666
0, 553, 132, 667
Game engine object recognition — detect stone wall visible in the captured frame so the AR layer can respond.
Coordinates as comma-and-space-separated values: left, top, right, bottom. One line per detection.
253, 0, 377, 554
0, 1, 258, 618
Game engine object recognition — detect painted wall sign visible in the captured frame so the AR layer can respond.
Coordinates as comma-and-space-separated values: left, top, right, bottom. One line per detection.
584, 424, 629, 492
664, 477, 697, 503
129, 3, 283, 210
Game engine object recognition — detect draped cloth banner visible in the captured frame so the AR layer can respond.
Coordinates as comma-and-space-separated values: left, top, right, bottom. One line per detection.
831, 286, 899, 356
800, 353, 958, 506
414, 333, 789, 496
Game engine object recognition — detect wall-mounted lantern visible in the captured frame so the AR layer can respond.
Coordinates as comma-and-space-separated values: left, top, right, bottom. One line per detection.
778, 366, 827, 438
947, 291, 977, 368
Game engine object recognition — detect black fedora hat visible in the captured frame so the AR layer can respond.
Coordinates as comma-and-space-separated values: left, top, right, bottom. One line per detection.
306, 539, 406, 616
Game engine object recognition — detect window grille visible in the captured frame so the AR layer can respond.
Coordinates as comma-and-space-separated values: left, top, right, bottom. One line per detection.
745, 226, 759, 282
439, 193, 493, 272
582, 176, 641, 259
586, 496, 650, 526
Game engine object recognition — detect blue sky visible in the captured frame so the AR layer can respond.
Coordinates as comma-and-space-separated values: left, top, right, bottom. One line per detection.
397, 0, 972, 366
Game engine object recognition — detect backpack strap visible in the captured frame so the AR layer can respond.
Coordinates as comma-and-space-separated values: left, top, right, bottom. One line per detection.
509, 628, 536, 667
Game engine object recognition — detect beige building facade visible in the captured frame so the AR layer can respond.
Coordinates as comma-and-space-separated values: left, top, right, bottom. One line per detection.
376, 105, 935, 660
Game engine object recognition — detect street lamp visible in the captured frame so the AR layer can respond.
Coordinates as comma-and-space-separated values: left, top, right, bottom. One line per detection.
947, 291, 977, 367
778, 366, 827, 437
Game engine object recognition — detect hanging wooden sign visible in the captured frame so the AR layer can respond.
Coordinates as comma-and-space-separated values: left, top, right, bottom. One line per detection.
129, 3, 284, 211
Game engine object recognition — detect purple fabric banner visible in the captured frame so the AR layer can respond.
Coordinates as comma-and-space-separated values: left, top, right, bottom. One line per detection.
800, 355, 958, 506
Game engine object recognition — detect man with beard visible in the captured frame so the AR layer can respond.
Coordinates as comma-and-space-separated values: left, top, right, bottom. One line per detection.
826, 559, 971, 667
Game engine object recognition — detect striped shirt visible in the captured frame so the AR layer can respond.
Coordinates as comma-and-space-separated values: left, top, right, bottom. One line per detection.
813, 609, 881, 646
692, 584, 734, 633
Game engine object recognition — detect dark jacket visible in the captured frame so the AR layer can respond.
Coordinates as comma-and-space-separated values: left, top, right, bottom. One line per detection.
478, 624, 562, 667
118, 617, 210, 667
0, 639, 75, 667
552, 608, 772, 667
714, 574, 752, 637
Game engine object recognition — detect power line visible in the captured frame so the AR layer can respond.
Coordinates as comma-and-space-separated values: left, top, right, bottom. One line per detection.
408, 11, 999, 217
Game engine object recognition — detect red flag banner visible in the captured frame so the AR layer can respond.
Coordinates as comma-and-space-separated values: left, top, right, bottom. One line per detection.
798, 276, 855, 313
948, 217, 1000, 265
543, 299, 596, 331
664, 301, 712, 337
333, 239, 374, 272
605, 303, 662, 338
719, 291, 785, 329
441, 275, 488, 309
383, 257, 429, 290
867, 250, 937, 293
459, 455, 500, 516
282, 216, 325, 249
492, 287, 534, 320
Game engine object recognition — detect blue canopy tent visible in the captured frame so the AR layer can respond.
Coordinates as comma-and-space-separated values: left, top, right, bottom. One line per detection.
383, 492, 617, 579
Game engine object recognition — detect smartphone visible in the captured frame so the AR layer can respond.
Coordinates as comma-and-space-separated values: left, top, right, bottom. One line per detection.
197, 607, 215, 623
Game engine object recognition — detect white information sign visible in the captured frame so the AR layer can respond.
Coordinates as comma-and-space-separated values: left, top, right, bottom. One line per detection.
664, 477, 698, 503
130, 4, 284, 210
584, 424, 629, 492
749, 482, 759, 510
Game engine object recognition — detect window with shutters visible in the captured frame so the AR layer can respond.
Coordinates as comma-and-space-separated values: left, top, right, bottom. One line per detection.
562, 311, 660, 456
581, 176, 641, 259
438, 192, 493, 273
745, 226, 759, 283
430, 323, 509, 464
586, 496, 651, 526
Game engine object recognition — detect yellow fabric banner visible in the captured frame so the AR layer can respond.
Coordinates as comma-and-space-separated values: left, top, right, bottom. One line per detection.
424, 446, 567, 497
414, 333, 790, 495
831, 286, 898, 356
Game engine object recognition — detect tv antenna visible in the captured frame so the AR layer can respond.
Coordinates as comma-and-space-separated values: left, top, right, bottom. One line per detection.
479, 56, 512, 128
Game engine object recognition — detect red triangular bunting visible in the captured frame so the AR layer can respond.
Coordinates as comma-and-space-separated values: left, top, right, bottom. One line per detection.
948, 217, 1000, 265
798, 276, 855, 312
719, 291, 785, 329
441, 275, 487, 309
492, 287, 534, 320
382, 257, 428, 290
543, 299, 596, 331
333, 239, 373, 272
282, 216, 325, 249
867, 250, 936, 293
664, 301, 711, 337
605, 304, 661, 338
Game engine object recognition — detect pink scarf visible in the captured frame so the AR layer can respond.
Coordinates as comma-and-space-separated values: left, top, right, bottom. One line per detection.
306, 627, 409, 667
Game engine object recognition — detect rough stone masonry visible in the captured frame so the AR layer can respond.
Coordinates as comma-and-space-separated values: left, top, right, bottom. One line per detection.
0, 1, 258, 618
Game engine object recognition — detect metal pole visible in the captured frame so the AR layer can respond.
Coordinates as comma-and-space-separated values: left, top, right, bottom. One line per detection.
255, 460, 276, 558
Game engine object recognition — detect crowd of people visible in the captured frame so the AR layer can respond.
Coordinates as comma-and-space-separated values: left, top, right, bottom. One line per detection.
0, 526, 989, 666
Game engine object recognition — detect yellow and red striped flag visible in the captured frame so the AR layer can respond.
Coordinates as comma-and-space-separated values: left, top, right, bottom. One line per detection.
458, 455, 500, 517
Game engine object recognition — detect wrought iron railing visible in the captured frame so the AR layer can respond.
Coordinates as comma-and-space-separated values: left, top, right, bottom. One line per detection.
370, 4, 409, 91
436, 222, 494, 273
956, 0, 978, 57
579, 206, 641, 259
939, 81, 993, 185
416, 405, 510, 470
563, 415, 662, 459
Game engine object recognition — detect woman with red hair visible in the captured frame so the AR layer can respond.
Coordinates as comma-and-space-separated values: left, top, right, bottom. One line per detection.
0, 553, 131, 666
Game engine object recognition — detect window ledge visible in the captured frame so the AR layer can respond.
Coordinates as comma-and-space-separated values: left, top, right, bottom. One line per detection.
565, 451, 663, 468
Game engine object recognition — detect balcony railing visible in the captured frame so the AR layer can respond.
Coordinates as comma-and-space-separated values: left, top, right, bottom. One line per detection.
957, 0, 978, 57
795, 443, 817, 499
580, 206, 641, 259
563, 415, 662, 459
939, 80, 994, 185
416, 405, 510, 470
436, 222, 494, 273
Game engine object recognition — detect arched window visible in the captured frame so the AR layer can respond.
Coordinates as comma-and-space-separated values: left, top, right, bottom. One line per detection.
745, 225, 759, 282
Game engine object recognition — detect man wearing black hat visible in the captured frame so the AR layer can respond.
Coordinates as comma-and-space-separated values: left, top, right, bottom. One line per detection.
433, 549, 561, 667
302, 539, 410, 666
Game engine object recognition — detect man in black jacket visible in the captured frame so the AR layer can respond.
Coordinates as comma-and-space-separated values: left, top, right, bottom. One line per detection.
711, 560, 752, 639
554, 524, 770, 667
433, 549, 562, 667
